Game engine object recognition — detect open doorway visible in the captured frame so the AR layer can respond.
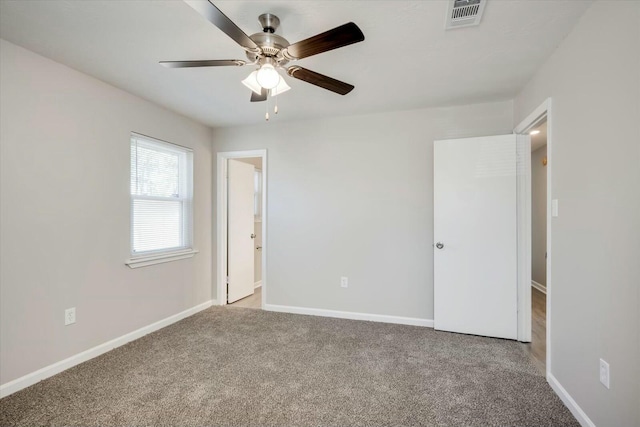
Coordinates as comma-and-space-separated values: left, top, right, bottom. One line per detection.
527, 119, 548, 372
514, 98, 552, 376
216, 150, 267, 310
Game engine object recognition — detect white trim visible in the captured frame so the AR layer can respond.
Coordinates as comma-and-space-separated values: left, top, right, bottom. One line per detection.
125, 249, 199, 268
216, 154, 227, 305
216, 150, 268, 309
545, 100, 553, 377
0, 299, 214, 398
531, 280, 547, 294
514, 97, 552, 377
514, 98, 550, 134
264, 304, 434, 328
516, 133, 532, 342
254, 281, 262, 289
547, 373, 596, 427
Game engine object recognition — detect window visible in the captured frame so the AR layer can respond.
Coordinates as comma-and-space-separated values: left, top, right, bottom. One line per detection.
130, 133, 193, 259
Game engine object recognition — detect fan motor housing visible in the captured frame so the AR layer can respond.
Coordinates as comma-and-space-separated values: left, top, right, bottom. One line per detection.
246, 14, 290, 64
247, 32, 290, 62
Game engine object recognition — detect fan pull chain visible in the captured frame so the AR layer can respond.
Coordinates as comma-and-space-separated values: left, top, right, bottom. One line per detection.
274, 89, 279, 115
265, 92, 270, 121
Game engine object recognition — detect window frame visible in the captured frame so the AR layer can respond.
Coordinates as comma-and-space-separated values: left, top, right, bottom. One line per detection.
126, 133, 197, 268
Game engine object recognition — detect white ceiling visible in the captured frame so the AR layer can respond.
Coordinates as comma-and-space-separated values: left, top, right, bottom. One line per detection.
0, 0, 592, 128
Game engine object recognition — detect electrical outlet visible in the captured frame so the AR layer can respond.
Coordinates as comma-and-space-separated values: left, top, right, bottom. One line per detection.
64, 307, 76, 326
599, 358, 610, 389
551, 199, 559, 217
340, 276, 348, 288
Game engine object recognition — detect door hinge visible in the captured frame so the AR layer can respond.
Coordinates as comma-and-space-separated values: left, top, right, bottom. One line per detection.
226, 276, 229, 284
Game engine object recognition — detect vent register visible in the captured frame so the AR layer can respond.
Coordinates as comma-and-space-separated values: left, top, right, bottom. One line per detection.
446, 0, 486, 29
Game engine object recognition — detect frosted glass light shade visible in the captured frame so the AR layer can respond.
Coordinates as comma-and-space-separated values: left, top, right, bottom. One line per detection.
270, 78, 291, 96
241, 71, 262, 95
256, 64, 280, 89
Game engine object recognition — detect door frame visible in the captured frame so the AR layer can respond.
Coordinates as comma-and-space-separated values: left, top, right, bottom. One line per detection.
514, 98, 552, 377
515, 132, 532, 343
216, 149, 268, 308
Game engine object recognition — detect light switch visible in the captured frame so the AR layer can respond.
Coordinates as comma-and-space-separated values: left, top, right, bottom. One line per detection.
551, 199, 559, 217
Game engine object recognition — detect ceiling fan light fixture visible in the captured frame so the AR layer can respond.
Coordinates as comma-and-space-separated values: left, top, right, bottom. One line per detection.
164, 3, 365, 115
270, 78, 291, 96
256, 63, 280, 89
241, 71, 262, 95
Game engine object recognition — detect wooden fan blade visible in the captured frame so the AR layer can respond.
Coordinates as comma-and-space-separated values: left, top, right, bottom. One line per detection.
160, 60, 245, 68
250, 88, 268, 102
184, 1, 259, 51
281, 22, 364, 60
287, 67, 354, 95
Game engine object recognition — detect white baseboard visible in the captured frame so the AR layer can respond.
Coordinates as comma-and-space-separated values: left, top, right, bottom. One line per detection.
254, 281, 262, 289
532, 280, 547, 294
547, 373, 596, 427
0, 299, 215, 398
264, 303, 434, 328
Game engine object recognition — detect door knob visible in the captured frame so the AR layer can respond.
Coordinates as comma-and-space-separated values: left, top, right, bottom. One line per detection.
251, 233, 256, 239
435, 242, 444, 249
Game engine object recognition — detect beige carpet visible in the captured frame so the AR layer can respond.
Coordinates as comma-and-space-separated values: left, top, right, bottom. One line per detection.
0, 307, 578, 426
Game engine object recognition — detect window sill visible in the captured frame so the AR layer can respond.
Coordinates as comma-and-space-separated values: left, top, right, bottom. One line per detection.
125, 249, 199, 269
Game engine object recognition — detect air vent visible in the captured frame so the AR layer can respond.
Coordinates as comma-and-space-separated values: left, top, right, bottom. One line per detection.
446, 0, 486, 29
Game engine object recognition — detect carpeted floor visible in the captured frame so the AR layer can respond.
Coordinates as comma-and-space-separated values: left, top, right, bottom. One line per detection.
0, 307, 578, 426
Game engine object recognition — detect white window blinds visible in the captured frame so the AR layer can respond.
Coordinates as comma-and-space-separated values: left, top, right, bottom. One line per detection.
130, 133, 193, 257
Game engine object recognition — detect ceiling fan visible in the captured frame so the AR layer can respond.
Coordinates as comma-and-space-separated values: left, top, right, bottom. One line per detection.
160, 0, 365, 114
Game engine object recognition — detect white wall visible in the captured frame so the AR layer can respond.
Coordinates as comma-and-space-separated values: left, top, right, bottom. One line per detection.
212, 101, 513, 320
531, 145, 547, 287
514, 2, 640, 426
0, 40, 213, 384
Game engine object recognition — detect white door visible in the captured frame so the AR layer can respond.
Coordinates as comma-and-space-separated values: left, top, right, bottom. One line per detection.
227, 159, 255, 303
434, 135, 518, 340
